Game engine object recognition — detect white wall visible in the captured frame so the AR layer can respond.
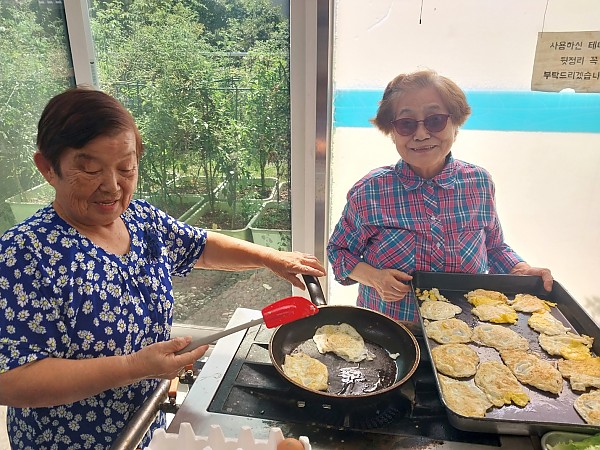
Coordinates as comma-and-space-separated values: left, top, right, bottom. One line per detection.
328, 0, 600, 320
333, 0, 600, 90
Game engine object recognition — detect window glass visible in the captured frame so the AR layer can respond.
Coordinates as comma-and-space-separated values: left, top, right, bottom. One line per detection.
0, 1, 72, 232
89, 0, 292, 328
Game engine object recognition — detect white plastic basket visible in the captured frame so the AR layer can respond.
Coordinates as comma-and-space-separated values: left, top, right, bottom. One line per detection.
144, 423, 311, 450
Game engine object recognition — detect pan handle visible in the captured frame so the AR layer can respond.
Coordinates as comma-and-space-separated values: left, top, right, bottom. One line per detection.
302, 274, 327, 306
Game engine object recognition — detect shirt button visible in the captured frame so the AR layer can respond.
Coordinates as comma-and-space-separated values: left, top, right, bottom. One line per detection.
436, 242, 442, 249
430, 215, 437, 221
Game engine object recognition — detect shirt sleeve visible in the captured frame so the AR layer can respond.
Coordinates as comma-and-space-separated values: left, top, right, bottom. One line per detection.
327, 185, 377, 285
143, 202, 207, 277
0, 232, 60, 372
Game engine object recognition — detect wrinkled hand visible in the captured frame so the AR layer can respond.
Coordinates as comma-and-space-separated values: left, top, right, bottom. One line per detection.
510, 262, 553, 292
372, 269, 413, 302
264, 251, 326, 289
127, 337, 208, 381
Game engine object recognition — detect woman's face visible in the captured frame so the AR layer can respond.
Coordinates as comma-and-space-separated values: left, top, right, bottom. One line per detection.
391, 86, 457, 179
41, 130, 138, 228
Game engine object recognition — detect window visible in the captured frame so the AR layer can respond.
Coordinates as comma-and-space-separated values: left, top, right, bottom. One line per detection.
0, 0, 324, 330
0, 1, 72, 231
88, 0, 292, 328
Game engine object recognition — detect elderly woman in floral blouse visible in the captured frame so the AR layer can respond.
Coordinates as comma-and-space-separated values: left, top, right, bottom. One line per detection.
0, 86, 325, 450
327, 69, 552, 322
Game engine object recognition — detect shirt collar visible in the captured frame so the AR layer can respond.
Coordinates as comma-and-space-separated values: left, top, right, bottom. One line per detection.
395, 154, 458, 191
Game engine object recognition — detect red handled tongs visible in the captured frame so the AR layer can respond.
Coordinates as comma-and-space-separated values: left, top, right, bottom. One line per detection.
175, 296, 318, 355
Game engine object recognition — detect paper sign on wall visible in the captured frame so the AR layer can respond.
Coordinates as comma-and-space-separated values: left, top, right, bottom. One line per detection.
531, 31, 600, 93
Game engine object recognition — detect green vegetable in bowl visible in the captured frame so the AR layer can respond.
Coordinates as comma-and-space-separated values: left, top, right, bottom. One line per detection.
548, 433, 600, 450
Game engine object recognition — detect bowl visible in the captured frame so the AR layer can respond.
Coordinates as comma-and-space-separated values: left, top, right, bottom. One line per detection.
541, 431, 596, 449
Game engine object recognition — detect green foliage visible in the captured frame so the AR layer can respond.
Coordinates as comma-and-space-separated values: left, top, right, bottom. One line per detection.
1, 0, 291, 235
90, 0, 291, 224
0, 1, 71, 199
242, 35, 290, 191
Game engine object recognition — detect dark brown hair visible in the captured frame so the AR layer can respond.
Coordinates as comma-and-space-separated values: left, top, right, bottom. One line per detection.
36, 86, 144, 174
371, 69, 472, 136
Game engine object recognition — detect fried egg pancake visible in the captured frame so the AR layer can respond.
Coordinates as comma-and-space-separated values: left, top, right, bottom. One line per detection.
282, 352, 329, 391
538, 332, 594, 361
425, 318, 472, 344
471, 303, 518, 324
420, 300, 462, 320
474, 360, 530, 407
528, 311, 570, 336
313, 323, 374, 362
415, 287, 448, 302
465, 289, 508, 306
472, 324, 529, 352
438, 374, 493, 418
508, 293, 556, 314
500, 349, 563, 394
432, 343, 479, 378
558, 357, 600, 391
574, 389, 600, 425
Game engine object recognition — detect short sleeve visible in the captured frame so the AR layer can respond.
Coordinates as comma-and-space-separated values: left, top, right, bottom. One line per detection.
0, 231, 65, 372
135, 200, 207, 277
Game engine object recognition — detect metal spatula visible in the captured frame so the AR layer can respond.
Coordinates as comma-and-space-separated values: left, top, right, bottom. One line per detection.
175, 295, 319, 355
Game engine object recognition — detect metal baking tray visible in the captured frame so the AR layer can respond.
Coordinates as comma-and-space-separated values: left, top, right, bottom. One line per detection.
411, 271, 600, 436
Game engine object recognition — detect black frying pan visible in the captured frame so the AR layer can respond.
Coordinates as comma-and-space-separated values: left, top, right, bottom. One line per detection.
269, 275, 420, 400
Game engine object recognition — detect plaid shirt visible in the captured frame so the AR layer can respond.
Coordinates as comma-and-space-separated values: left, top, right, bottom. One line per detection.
327, 155, 523, 322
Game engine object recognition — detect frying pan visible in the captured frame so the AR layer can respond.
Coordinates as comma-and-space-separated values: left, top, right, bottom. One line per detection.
269, 275, 420, 400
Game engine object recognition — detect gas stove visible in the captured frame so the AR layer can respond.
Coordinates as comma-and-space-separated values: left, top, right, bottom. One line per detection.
168, 308, 541, 449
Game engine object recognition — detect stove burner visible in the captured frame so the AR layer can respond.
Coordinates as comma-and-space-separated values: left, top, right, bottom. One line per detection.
289, 389, 411, 429
352, 400, 408, 429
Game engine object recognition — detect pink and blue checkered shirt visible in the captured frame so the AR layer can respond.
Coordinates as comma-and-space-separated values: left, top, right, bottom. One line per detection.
327, 155, 523, 322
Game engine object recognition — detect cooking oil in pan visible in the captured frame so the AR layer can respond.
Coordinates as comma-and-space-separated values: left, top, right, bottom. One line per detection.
291, 339, 398, 396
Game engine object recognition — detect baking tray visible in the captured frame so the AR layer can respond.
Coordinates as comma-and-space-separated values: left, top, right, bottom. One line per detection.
411, 271, 600, 436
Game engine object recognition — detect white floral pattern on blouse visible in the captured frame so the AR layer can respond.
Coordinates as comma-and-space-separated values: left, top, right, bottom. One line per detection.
0, 199, 207, 450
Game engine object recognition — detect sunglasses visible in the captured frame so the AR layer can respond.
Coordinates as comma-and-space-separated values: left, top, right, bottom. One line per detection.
390, 114, 451, 136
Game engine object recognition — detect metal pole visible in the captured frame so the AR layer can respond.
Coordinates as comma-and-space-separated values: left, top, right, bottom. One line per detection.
109, 379, 170, 450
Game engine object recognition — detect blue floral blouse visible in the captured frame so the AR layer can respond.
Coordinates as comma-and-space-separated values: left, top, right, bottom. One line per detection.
0, 199, 207, 449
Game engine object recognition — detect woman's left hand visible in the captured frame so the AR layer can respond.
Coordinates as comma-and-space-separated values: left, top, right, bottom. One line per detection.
510, 262, 553, 291
127, 337, 208, 381
264, 251, 326, 289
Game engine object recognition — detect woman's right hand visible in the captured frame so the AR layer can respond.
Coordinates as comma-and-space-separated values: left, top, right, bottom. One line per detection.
372, 268, 413, 302
127, 337, 208, 381
349, 263, 413, 302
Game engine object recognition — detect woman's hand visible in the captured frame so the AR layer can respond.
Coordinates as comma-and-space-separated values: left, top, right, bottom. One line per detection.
371, 268, 413, 301
127, 337, 208, 381
349, 263, 413, 302
510, 262, 553, 291
264, 251, 326, 289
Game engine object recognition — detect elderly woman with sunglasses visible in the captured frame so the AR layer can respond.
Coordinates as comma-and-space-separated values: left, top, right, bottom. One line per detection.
327, 69, 553, 322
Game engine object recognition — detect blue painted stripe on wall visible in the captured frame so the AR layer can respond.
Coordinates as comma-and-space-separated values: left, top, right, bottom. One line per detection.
334, 89, 600, 133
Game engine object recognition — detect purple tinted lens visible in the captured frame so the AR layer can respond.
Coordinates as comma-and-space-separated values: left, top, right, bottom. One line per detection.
394, 119, 418, 135
392, 114, 450, 136
424, 114, 450, 132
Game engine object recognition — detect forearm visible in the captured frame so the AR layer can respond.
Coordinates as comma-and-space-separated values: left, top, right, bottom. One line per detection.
196, 231, 277, 270
348, 262, 378, 287
0, 354, 139, 408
